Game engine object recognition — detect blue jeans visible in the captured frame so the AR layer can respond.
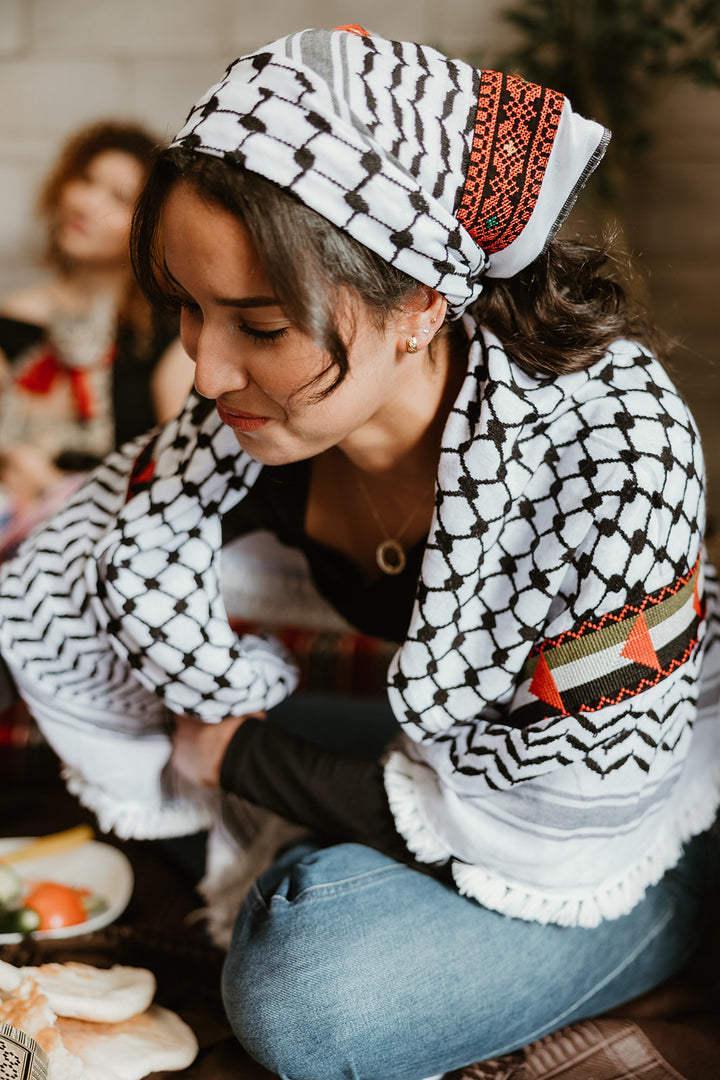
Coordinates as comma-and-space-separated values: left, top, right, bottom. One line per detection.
222, 697, 718, 1080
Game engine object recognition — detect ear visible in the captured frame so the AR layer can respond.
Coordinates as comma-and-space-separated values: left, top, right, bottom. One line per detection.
395, 288, 448, 355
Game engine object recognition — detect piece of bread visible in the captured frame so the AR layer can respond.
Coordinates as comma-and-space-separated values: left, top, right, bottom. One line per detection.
0, 960, 197, 1079
14, 962, 156, 1023
0, 972, 90, 1080
56, 1006, 198, 1080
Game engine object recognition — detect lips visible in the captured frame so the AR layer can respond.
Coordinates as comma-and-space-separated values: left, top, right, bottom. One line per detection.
216, 401, 272, 432
62, 214, 90, 236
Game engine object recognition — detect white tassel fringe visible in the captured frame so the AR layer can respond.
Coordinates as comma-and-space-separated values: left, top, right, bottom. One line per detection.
62, 766, 219, 840
385, 751, 720, 928
383, 750, 453, 865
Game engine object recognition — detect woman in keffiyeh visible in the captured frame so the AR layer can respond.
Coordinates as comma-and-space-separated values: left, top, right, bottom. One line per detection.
1, 25, 719, 1080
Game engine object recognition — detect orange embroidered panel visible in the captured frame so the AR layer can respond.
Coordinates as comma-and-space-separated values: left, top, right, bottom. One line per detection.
456, 71, 565, 254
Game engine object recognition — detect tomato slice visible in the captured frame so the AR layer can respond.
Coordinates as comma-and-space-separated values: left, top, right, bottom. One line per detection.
23, 881, 88, 929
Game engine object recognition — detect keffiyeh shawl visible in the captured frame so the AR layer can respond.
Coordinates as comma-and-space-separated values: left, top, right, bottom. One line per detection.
0, 400, 299, 838
1, 323, 719, 925
1, 28, 718, 924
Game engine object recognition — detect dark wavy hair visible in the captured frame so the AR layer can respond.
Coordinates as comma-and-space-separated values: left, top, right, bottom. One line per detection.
474, 240, 664, 375
131, 147, 662, 389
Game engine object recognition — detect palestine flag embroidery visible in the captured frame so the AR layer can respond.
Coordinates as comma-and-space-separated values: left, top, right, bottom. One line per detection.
512, 558, 704, 727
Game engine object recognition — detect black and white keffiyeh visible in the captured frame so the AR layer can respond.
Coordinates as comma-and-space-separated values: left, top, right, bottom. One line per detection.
383, 325, 720, 925
1, 324, 719, 923
1, 28, 718, 924
0, 399, 299, 838
171, 25, 610, 312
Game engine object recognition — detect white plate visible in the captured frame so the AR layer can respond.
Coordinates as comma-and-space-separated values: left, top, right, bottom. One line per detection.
0, 838, 134, 944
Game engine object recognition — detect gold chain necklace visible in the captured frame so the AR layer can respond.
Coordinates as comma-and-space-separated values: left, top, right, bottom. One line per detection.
353, 469, 423, 575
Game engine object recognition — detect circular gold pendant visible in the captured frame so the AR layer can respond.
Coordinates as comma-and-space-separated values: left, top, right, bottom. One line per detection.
376, 539, 407, 575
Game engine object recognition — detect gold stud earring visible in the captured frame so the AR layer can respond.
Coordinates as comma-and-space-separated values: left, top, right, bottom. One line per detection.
406, 337, 419, 354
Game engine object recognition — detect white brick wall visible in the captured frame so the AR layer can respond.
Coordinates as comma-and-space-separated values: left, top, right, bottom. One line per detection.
1, 0, 27, 57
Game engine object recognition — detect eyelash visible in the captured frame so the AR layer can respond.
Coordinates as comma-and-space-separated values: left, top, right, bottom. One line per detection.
174, 298, 290, 345
240, 324, 290, 344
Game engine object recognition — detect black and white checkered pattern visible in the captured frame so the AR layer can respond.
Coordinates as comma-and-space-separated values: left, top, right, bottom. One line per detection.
172, 27, 608, 308
0, 323, 718, 920
390, 328, 705, 762
383, 324, 720, 924
0, 397, 298, 837
1, 29, 713, 918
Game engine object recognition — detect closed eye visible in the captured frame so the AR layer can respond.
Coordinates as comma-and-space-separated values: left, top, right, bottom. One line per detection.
239, 323, 290, 345
169, 292, 289, 344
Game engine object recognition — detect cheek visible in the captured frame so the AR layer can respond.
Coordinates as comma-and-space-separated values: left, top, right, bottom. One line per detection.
57, 182, 84, 218
103, 209, 133, 249
179, 311, 200, 359
66, 177, 85, 198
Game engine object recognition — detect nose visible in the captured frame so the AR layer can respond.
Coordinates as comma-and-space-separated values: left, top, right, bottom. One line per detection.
72, 179, 110, 216
191, 322, 251, 401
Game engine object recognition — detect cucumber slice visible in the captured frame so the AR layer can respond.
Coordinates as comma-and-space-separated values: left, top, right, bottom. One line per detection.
0, 865, 22, 904
0, 906, 41, 934
81, 893, 108, 918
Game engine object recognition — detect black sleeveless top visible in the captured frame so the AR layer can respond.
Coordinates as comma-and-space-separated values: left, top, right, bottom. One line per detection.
221, 458, 426, 643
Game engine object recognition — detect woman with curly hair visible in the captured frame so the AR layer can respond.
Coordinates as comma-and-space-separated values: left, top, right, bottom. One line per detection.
0, 120, 192, 529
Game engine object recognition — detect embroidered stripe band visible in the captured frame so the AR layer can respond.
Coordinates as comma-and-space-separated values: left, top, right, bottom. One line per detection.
512, 559, 704, 727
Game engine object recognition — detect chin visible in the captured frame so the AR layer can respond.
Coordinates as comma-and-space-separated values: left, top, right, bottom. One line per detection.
57, 232, 123, 267
55, 237, 88, 261
231, 429, 315, 467
57, 239, 103, 265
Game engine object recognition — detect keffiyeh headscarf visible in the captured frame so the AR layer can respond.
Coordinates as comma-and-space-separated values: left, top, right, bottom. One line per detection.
171, 25, 610, 313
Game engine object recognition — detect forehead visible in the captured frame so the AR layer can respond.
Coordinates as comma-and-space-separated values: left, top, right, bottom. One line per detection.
162, 179, 272, 295
81, 149, 146, 196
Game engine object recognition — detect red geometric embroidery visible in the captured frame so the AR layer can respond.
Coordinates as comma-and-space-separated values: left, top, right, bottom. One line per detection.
513, 559, 704, 727
125, 433, 159, 504
620, 613, 661, 671
333, 25, 370, 37
16, 344, 116, 421
529, 652, 564, 710
16, 350, 57, 394
456, 71, 565, 253
533, 558, 702, 653
132, 460, 156, 489
693, 573, 703, 618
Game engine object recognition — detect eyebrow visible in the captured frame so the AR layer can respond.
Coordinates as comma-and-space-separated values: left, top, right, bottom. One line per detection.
217, 296, 281, 309
163, 263, 281, 309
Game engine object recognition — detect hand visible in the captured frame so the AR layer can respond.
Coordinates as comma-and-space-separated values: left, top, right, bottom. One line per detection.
170, 711, 265, 788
